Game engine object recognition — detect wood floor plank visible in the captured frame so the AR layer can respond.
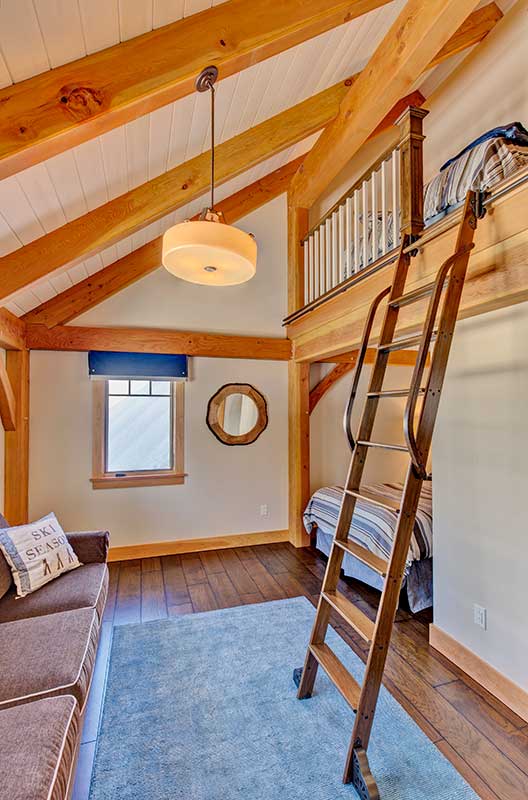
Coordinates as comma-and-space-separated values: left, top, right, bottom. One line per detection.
240, 592, 264, 604
253, 545, 290, 575
102, 562, 119, 624
168, 602, 193, 616
141, 568, 168, 622
437, 681, 528, 778
436, 739, 502, 800
181, 553, 207, 585
199, 550, 225, 574
218, 549, 259, 595
383, 649, 528, 800
240, 556, 287, 600
189, 582, 218, 612
141, 556, 162, 572
161, 555, 190, 606
390, 623, 459, 687
208, 571, 241, 608
113, 559, 141, 625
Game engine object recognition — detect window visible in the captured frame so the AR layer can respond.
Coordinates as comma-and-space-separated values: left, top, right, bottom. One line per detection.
91, 379, 185, 489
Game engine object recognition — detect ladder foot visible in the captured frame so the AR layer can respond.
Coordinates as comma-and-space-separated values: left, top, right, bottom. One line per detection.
292, 667, 303, 689
346, 748, 380, 800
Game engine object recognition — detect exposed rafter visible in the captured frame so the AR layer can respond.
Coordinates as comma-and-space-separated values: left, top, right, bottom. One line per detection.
0, 0, 394, 180
23, 158, 305, 328
0, 3, 501, 306
289, 0, 492, 207
25, 324, 292, 361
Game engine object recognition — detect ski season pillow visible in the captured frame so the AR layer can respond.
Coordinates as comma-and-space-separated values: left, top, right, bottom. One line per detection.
0, 513, 81, 597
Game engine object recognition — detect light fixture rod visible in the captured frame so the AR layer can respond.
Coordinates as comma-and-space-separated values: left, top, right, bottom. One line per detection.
196, 65, 219, 213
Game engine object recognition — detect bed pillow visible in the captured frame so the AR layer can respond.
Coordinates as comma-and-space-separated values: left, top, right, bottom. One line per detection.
0, 513, 81, 598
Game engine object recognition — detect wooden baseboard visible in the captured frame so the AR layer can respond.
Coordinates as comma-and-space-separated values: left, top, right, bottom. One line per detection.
429, 624, 528, 723
108, 529, 289, 562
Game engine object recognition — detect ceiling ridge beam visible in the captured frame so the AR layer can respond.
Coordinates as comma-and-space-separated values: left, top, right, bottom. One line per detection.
0, 3, 501, 305
0, 0, 393, 180
22, 157, 305, 328
289, 0, 501, 207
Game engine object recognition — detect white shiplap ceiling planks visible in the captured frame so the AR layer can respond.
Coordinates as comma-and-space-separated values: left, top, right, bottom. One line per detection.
0, 0, 449, 316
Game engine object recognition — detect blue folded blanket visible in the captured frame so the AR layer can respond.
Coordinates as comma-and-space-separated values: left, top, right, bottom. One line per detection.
440, 122, 528, 171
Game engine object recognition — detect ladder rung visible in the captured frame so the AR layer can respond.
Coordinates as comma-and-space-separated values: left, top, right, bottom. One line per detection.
344, 486, 401, 513
323, 590, 375, 643
336, 539, 389, 577
367, 388, 425, 399
357, 440, 408, 452
378, 331, 437, 353
390, 280, 436, 308
309, 643, 361, 711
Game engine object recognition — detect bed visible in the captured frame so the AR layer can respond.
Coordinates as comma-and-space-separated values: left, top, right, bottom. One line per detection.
303, 482, 433, 613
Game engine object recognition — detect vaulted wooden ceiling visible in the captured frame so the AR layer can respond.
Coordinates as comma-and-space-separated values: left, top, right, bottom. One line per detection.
0, 0, 505, 320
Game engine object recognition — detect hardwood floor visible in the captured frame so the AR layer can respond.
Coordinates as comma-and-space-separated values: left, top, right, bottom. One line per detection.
73, 542, 528, 800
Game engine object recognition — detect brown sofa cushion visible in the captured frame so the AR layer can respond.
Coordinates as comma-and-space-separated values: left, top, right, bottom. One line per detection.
67, 529, 110, 564
0, 607, 99, 712
0, 511, 12, 600
0, 562, 108, 623
0, 695, 80, 800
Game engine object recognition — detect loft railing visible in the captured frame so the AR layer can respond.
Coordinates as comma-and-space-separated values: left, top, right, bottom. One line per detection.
302, 147, 401, 305
286, 105, 429, 324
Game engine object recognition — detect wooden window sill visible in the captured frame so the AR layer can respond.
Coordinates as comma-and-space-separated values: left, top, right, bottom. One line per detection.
90, 472, 186, 489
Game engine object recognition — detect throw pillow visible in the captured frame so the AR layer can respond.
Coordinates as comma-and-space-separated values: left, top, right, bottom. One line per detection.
0, 513, 81, 598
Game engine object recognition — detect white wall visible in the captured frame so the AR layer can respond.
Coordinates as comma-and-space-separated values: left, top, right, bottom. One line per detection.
433, 302, 528, 690
29, 353, 288, 547
77, 194, 288, 337
28, 196, 289, 546
310, 363, 414, 492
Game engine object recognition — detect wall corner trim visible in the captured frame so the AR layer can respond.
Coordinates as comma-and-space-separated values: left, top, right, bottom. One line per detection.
429, 623, 528, 723
108, 529, 289, 562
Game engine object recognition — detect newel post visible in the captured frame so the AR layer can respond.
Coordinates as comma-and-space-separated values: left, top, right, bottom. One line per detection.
396, 105, 429, 239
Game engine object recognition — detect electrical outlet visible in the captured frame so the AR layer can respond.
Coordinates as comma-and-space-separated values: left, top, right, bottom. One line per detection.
260, 504, 269, 517
473, 604, 487, 630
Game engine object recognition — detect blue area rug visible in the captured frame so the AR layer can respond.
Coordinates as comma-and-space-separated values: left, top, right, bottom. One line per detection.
89, 597, 478, 799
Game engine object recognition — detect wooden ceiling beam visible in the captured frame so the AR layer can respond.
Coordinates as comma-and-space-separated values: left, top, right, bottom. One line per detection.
23, 157, 305, 328
25, 324, 292, 361
289, 0, 495, 207
0, 361, 16, 431
0, 4, 500, 304
0, 0, 393, 180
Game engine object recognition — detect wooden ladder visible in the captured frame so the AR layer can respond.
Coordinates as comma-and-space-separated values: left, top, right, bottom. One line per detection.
294, 191, 482, 799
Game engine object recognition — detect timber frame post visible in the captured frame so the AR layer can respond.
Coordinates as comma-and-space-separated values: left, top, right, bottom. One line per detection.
5, 350, 30, 524
396, 105, 429, 238
288, 195, 310, 547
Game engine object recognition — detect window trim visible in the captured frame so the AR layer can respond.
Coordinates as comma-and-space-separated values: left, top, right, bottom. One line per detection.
91, 380, 185, 489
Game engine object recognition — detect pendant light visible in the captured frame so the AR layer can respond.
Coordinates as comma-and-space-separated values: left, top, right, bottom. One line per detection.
162, 66, 257, 286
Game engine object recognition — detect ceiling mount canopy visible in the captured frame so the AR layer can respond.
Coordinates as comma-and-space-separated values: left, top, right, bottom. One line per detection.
162, 66, 257, 286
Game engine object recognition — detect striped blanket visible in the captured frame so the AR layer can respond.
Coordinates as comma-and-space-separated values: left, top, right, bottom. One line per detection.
424, 136, 528, 224
303, 482, 433, 575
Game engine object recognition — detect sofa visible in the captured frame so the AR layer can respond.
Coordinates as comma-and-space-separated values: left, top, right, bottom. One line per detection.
0, 513, 109, 800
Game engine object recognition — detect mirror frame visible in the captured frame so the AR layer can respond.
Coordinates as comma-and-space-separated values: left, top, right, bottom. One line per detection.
206, 383, 268, 446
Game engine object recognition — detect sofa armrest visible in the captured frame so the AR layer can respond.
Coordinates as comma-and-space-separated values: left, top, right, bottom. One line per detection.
66, 530, 110, 564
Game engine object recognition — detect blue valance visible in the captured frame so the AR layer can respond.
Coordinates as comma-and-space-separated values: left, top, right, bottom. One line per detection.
88, 351, 188, 380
